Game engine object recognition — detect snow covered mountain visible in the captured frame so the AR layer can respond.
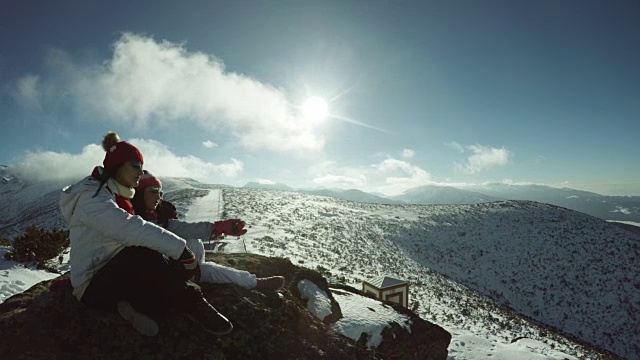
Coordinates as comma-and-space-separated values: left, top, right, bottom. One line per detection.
1, 173, 637, 358
243, 181, 295, 192
298, 188, 400, 205
392, 185, 503, 205
466, 183, 640, 223
243, 182, 399, 205
0, 170, 68, 238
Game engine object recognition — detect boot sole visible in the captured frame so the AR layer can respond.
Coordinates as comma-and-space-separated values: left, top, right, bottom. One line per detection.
117, 301, 159, 336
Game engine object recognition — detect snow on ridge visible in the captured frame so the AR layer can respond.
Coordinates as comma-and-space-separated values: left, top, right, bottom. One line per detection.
609, 220, 640, 227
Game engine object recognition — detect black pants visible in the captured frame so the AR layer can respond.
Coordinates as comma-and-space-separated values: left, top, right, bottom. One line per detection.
81, 246, 192, 318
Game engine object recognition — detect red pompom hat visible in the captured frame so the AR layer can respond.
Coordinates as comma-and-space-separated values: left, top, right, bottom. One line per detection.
103, 141, 144, 170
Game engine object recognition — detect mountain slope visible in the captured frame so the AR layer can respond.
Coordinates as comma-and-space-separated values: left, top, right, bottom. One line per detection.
243, 181, 294, 192
223, 188, 638, 359
389, 200, 639, 358
393, 185, 504, 204
299, 188, 400, 205
467, 183, 640, 222
0, 176, 68, 238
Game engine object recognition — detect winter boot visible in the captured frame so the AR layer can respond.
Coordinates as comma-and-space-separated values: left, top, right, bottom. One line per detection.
117, 300, 159, 336
255, 276, 286, 291
182, 283, 233, 336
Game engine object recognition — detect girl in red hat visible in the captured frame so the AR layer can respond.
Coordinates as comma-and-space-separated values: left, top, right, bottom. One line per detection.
132, 171, 285, 291
60, 132, 235, 336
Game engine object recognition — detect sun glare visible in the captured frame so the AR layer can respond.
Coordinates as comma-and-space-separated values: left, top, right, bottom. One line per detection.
301, 96, 329, 122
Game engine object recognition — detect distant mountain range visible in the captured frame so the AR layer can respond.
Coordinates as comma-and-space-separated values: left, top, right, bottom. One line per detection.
465, 183, 640, 222
390, 185, 503, 204
243, 181, 640, 222
243, 182, 401, 205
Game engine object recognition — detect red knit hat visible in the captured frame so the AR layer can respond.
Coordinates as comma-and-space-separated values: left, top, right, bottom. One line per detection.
101, 132, 144, 170
138, 172, 162, 190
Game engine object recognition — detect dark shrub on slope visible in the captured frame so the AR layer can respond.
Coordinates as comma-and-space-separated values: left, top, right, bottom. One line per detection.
8, 226, 69, 265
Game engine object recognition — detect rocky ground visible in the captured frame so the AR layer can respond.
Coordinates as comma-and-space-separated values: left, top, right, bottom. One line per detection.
0, 253, 450, 360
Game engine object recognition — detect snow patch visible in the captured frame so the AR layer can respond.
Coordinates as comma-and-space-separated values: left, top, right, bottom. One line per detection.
331, 288, 412, 348
297, 279, 333, 321
609, 206, 631, 215
0, 247, 59, 303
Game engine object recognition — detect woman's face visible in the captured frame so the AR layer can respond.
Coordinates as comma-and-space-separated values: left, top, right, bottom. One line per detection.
114, 160, 143, 188
143, 186, 163, 211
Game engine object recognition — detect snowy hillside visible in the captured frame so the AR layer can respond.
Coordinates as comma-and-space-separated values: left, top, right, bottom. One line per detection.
0, 173, 68, 238
221, 188, 638, 359
466, 183, 640, 223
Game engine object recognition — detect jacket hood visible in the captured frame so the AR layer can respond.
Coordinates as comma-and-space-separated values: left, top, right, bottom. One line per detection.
60, 175, 100, 223
60, 167, 133, 222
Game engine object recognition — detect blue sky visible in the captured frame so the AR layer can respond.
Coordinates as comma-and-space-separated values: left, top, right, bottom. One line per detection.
1, 0, 639, 195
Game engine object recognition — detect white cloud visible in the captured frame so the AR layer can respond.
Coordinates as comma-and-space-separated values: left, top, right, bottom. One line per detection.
309, 161, 367, 188
27, 33, 324, 152
256, 178, 276, 185
202, 140, 218, 149
498, 179, 536, 186
130, 138, 243, 179
444, 141, 465, 153
308, 157, 431, 196
12, 75, 42, 111
313, 174, 366, 188
10, 138, 242, 183
12, 145, 104, 183
402, 149, 415, 159
375, 158, 418, 174
453, 144, 511, 174
374, 159, 432, 195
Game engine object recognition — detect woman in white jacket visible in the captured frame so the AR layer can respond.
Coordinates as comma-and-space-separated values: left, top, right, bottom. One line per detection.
131, 172, 285, 291
60, 132, 235, 337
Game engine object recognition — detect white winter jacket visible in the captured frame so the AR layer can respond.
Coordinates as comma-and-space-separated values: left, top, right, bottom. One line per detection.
60, 175, 186, 288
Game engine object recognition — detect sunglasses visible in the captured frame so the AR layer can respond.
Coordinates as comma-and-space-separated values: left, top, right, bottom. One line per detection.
150, 187, 164, 197
130, 160, 143, 170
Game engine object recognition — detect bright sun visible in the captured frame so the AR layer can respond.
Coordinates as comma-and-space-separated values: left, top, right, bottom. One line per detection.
301, 96, 329, 122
